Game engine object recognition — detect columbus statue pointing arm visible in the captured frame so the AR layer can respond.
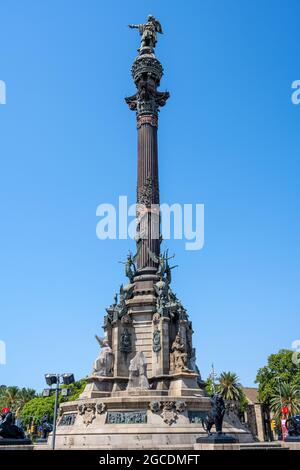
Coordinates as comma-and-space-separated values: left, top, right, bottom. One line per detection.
128, 15, 163, 53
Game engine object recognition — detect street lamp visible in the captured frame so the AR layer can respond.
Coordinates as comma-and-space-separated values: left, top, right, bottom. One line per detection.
275, 376, 283, 411
44, 373, 75, 450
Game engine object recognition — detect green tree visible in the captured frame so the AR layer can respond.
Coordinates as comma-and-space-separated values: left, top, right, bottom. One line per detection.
15, 388, 37, 414
0, 386, 36, 415
270, 382, 300, 420
216, 371, 243, 401
19, 379, 86, 427
64, 379, 86, 400
20, 396, 58, 427
255, 349, 300, 404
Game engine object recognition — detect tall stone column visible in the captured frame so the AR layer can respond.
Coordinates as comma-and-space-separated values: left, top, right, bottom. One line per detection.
126, 51, 169, 272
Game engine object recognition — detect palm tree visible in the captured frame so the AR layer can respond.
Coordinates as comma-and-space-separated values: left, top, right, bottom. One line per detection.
270, 382, 300, 420
216, 371, 243, 401
0, 386, 20, 411
0, 386, 37, 416
13, 387, 36, 416
16, 388, 36, 408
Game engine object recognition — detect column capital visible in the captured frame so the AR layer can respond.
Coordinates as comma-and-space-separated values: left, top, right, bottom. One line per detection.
137, 114, 158, 128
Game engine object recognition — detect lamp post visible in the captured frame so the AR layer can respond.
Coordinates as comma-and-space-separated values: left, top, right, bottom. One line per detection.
210, 363, 217, 394
275, 377, 283, 411
44, 373, 75, 450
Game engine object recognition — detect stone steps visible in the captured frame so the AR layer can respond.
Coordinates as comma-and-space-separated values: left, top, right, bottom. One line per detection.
239, 442, 286, 450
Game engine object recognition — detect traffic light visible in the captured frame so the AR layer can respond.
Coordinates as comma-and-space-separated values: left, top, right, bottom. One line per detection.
271, 419, 276, 430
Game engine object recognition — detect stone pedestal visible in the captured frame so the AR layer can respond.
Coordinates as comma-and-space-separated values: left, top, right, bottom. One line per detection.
194, 442, 240, 450
51, 391, 253, 449
196, 433, 238, 444
0, 438, 33, 449
285, 435, 300, 442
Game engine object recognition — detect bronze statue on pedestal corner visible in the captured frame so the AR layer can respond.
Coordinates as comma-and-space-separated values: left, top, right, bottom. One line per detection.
202, 394, 226, 435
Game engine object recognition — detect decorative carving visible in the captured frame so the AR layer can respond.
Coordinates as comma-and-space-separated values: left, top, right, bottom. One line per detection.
159, 401, 186, 425
137, 176, 159, 207
161, 401, 176, 425
126, 351, 149, 390
156, 295, 168, 318
93, 336, 114, 377
96, 402, 107, 415
106, 411, 147, 424
120, 327, 132, 354
175, 401, 187, 413
58, 413, 77, 426
156, 249, 177, 283
119, 252, 137, 283
152, 312, 160, 324
137, 114, 158, 128
125, 51, 170, 120
170, 333, 189, 373
78, 403, 96, 426
178, 304, 188, 321
125, 86, 169, 118
149, 401, 161, 413
152, 329, 161, 353
154, 278, 171, 318
121, 313, 132, 325
132, 56, 163, 85
117, 285, 129, 319
108, 284, 134, 326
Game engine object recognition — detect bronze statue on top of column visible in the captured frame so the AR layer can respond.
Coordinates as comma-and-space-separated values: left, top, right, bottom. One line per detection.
128, 15, 163, 55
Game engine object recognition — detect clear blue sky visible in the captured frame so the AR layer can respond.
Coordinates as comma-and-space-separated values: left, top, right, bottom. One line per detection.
1, 0, 299, 391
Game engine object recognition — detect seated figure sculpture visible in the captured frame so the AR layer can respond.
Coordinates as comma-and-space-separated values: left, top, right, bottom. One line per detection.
170, 333, 189, 372
93, 336, 114, 376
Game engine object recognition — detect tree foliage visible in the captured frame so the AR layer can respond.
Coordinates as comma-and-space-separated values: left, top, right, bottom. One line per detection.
0, 379, 86, 427
20, 396, 58, 426
255, 349, 300, 404
60, 379, 86, 401
19, 379, 86, 426
270, 382, 300, 420
216, 372, 243, 401
0, 385, 36, 414
204, 370, 247, 412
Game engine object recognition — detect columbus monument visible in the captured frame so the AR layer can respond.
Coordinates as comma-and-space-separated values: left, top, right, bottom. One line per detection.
54, 16, 252, 449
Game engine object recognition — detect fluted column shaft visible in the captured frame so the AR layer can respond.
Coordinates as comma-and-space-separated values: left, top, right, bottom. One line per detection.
136, 117, 160, 270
